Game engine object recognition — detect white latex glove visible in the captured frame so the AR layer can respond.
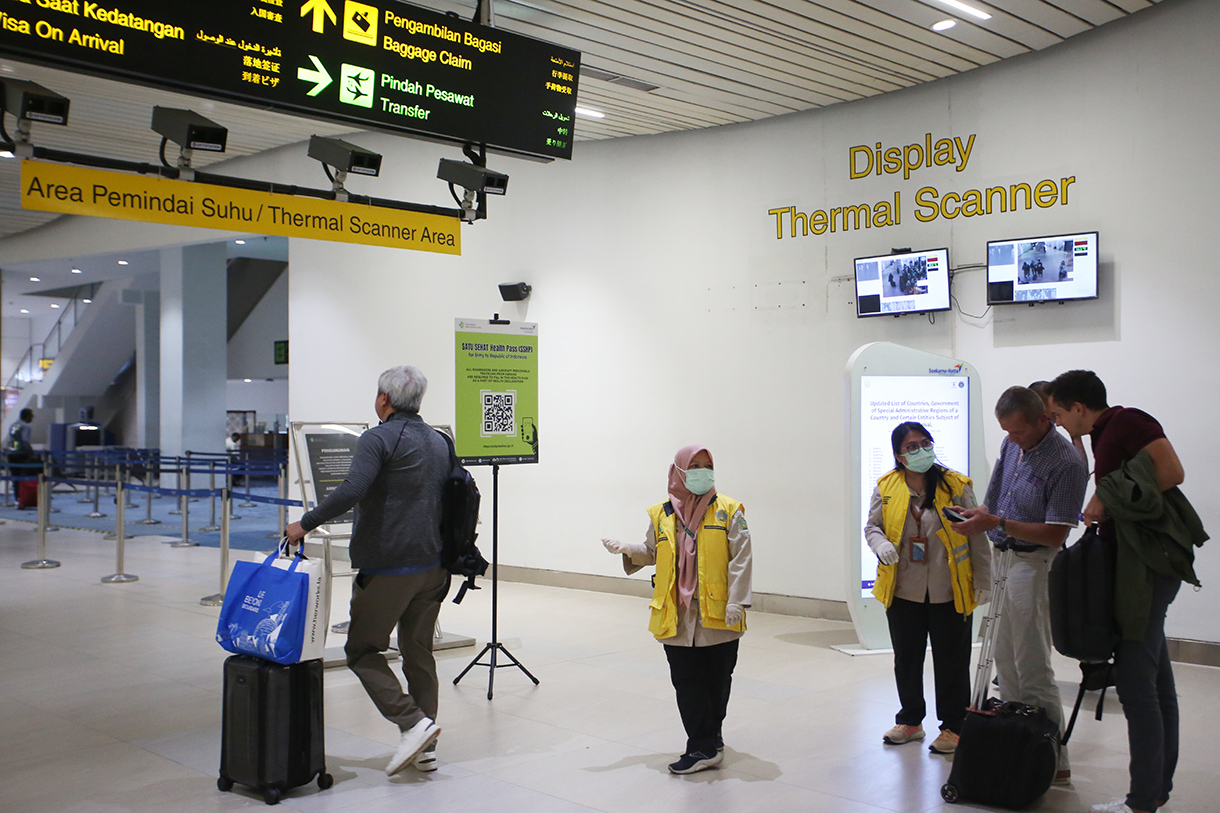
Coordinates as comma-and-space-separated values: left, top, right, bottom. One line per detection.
602, 538, 631, 555
974, 588, 992, 605
724, 604, 744, 627
876, 541, 899, 565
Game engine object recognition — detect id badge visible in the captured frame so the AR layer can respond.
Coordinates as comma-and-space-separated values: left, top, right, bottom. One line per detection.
910, 535, 927, 562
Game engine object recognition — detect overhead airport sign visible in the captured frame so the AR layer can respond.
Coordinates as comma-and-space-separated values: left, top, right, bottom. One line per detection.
20, 159, 462, 254
0, 0, 580, 160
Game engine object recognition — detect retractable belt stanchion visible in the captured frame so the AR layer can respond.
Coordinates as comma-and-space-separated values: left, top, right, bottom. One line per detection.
269, 463, 287, 539
240, 455, 257, 508
78, 453, 94, 502
137, 483, 161, 525
21, 471, 60, 569
2, 467, 13, 507
199, 461, 221, 532
172, 464, 198, 547
226, 463, 242, 521
101, 474, 137, 583
200, 488, 231, 606
43, 458, 60, 532
85, 454, 107, 519
104, 463, 133, 540
168, 457, 183, 515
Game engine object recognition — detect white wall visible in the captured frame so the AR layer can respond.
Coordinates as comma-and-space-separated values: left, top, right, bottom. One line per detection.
285, 0, 1220, 642
228, 269, 289, 381
226, 378, 288, 418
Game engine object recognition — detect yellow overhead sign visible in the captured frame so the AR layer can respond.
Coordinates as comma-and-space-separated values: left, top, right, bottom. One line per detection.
19, 160, 461, 255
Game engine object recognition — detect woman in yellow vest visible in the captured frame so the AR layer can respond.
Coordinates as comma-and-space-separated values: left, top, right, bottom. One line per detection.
866, 421, 991, 755
601, 444, 751, 775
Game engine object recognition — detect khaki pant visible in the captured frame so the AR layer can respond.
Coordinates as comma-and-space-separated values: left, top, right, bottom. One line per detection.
345, 566, 448, 731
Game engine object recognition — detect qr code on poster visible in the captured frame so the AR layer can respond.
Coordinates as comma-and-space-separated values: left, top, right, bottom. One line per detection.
481, 390, 516, 436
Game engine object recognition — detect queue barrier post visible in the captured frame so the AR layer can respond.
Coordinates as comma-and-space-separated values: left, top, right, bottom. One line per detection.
21, 472, 60, 569
102, 474, 137, 583
199, 461, 221, 532
44, 459, 60, 531
77, 453, 93, 503
86, 454, 107, 519
269, 464, 288, 539
240, 456, 257, 508
136, 485, 161, 525
172, 465, 198, 547
104, 464, 134, 541
201, 488, 231, 606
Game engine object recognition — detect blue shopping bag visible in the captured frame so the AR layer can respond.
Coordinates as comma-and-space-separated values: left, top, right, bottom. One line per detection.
216, 545, 309, 665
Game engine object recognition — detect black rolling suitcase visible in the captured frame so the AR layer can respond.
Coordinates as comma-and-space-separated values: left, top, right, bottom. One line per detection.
219, 655, 332, 805
941, 547, 1058, 809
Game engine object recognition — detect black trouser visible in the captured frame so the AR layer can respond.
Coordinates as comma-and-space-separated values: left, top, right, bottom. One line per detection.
1114, 574, 1180, 811
886, 596, 972, 733
663, 640, 739, 756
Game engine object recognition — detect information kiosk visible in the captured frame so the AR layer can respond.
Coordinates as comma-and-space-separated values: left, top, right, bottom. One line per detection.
842, 342, 989, 652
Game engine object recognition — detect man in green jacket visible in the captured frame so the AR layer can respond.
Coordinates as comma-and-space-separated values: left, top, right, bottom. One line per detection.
1048, 370, 1204, 813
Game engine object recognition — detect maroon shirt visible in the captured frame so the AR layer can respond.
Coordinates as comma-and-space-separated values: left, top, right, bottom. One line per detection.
1090, 406, 1166, 540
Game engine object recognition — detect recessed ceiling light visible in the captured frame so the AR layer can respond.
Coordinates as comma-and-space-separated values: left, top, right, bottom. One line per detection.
82, 298, 92, 304
235, 239, 246, 245
243, 378, 252, 383
0, 150, 14, 159
934, 0, 992, 20
574, 107, 605, 119
117, 260, 129, 265
71, 268, 82, 274
19, 308, 29, 314
932, 19, 957, 31
51, 303, 60, 309
29, 276, 40, 282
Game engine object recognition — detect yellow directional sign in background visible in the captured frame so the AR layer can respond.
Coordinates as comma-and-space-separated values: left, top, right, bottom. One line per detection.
20, 160, 461, 255
301, 0, 337, 34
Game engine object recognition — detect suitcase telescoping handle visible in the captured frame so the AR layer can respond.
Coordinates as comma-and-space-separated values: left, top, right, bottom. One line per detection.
970, 546, 1015, 710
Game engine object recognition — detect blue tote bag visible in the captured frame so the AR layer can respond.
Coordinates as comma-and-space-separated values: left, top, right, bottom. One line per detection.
216, 546, 310, 665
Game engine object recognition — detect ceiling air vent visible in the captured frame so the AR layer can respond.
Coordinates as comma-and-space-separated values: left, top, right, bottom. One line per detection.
581, 66, 660, 93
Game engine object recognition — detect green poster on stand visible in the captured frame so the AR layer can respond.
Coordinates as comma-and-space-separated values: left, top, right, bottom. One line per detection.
454, 318, 539, 465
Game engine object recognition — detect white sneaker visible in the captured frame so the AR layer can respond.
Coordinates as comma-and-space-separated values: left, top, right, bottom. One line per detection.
385, 717, 441, 776
414, 745, 438, 772
1090, 801, 1134, 813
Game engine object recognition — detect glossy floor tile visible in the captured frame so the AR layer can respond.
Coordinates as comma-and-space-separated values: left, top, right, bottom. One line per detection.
1, 523, 1216, 812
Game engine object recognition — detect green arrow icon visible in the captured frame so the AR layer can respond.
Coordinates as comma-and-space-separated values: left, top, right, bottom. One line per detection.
297, 55, 333, 97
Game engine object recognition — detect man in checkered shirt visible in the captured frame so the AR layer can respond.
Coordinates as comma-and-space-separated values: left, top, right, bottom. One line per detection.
949, 385, 1088, 784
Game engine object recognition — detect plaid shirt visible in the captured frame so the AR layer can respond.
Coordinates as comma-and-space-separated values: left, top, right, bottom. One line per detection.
983, 429, 1088, 546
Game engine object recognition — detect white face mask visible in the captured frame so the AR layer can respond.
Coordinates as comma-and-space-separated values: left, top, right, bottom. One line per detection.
683, 467, 715, 495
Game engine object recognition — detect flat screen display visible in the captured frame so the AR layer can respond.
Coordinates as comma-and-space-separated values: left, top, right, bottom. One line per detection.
854, 248, 951, 317
858, 375, 971, 597
986, 232, 1099, 304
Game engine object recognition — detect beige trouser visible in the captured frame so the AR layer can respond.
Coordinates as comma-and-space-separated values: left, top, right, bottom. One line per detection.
345, 566, 448, 731
993, 547, 1069, 771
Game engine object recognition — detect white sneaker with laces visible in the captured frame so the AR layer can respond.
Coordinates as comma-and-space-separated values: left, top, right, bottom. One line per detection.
414, 745, 438, 772
385, 717, 441, 776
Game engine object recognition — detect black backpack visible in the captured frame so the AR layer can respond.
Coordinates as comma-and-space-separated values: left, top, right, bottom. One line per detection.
436, 431, 488, 604
1049, 525, 1119, 662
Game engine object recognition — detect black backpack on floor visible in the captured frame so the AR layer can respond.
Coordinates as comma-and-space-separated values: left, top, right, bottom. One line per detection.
436, 431, 488, 604
1049, 525, 1119, 662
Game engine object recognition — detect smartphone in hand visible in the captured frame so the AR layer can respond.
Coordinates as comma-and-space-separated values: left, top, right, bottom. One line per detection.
942, 506, 967, 524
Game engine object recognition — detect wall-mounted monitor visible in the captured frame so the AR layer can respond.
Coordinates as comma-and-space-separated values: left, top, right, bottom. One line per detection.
986, 231, 1099, 304
854, 248, 951, 318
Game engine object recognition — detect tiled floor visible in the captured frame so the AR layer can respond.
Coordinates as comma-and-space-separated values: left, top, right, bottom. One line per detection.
1, 522, 1216, 812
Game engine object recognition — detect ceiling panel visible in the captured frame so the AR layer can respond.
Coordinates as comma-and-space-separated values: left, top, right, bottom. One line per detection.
0, 0, 1163, 246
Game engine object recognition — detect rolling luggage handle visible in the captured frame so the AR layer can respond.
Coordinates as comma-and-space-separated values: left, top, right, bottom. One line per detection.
970, 546, 1015, 710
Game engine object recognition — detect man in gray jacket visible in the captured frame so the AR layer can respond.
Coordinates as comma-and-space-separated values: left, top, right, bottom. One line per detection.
287, 365, 450, 776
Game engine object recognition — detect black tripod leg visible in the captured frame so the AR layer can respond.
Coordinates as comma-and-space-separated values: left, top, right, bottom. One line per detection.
454, 643, 494, 685
487, 643, 498, 700
497, 644, 540, 685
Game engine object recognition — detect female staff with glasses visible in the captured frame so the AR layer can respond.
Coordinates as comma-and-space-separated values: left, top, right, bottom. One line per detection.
865, 421, 991, 755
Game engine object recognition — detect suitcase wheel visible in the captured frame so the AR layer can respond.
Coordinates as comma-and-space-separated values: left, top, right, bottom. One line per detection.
318, 772, 333, 790
941, 783, 959, 803
217, 775, 233, 793
263, 788, 281, 805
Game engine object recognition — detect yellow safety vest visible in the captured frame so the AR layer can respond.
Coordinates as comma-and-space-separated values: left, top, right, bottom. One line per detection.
646, 495, 746, 640
872, 469, 978, 615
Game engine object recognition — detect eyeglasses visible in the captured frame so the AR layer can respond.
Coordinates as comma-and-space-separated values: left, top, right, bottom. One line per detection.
900, 439, 934, 454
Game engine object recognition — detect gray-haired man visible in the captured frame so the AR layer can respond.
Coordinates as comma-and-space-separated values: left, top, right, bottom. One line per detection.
949, 386, 1087, 784
287, 365, 450, 776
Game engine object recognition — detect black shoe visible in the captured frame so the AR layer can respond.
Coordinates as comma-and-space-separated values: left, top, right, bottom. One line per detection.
668, 750, 723, 775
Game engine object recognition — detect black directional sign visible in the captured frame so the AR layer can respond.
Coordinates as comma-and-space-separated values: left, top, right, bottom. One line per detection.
0, 0, 580, 159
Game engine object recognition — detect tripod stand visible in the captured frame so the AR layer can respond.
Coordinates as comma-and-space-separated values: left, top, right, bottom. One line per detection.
453, 463, 539, 699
